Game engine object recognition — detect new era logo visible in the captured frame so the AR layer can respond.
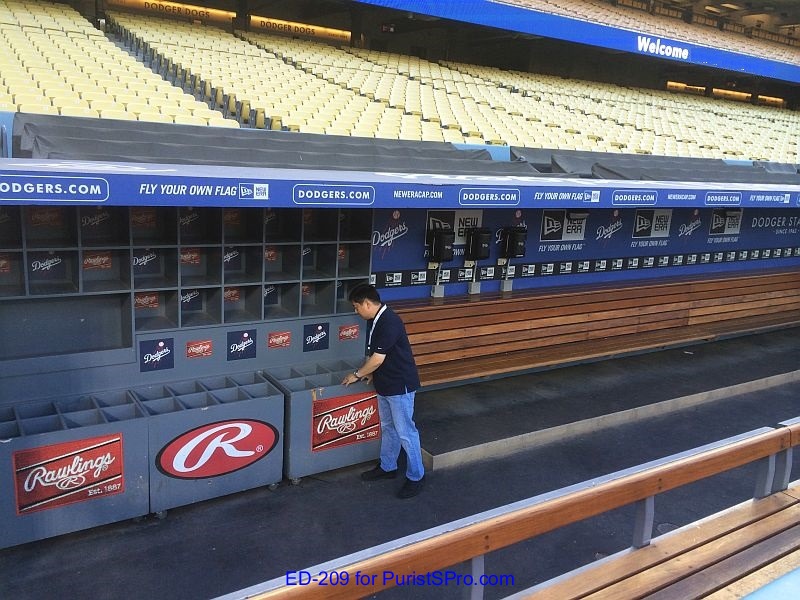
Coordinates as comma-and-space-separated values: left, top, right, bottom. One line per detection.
239, 183, 269, 200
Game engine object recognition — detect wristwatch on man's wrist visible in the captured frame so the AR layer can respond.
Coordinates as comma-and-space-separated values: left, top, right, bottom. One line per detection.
353, 370, 361, 379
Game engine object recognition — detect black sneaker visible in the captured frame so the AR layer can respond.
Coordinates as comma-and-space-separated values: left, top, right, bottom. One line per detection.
397, 477, 425, 499
360, 465, 398, 481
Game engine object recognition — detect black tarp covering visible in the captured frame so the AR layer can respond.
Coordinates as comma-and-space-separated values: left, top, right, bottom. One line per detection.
512, 145, 800, 183
12, 113, 543, 176
592, 160, 800, 184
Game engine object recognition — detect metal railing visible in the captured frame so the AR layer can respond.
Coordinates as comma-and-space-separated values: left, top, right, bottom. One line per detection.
217, 417, 799, 600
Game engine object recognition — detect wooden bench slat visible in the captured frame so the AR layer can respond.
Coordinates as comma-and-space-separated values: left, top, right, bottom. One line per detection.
403, 284, 800, 334
525, 492, 800, 600
396, 270, 800, 386
416, 329, 716, 383
580, 505, 800, 600
397, 271, 800, 323
643, 524, 800, 600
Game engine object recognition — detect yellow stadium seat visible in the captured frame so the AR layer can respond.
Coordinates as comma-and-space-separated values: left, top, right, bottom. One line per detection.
173, 114, 208, 126
60, 105, 99, 118
124, 102, 152, 117
51, 96, 89, 108
138, 111, 174, 123
89, 99, 119, 113
78, 89, 112, 103
18, 103, 59, 115
13, 92, 49, 106
99, 109, 137, 121
208, 116, 239, 128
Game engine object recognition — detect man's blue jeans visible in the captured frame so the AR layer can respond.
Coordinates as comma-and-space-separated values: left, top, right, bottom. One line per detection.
377, 390, 425, 482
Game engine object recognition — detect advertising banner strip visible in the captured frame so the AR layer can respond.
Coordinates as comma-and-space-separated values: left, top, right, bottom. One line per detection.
1, 160, 799, 209
353, 0, 800, 84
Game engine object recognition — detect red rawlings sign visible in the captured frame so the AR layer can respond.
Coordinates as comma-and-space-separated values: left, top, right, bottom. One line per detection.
268, 331, 291, 349
224, 209, 241, 226
28, 206, 62, 228
312, 392, 380, 452
134, 292, 159, 309
180, 248, 201, 265
130, 207, 157, 229
0, 253, 10, 274
156, 420, 279, 479
186, 339, 213, 358
338, 324, 360, 341
223, 287, 241, 303
82, 251, 113, 270
13, 434, 125, 515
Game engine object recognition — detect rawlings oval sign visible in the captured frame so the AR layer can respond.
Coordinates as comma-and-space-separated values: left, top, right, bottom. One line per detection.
156, 420, 279, 479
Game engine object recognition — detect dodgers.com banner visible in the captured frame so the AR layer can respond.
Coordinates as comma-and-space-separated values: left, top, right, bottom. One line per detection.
1, 159, 799, 210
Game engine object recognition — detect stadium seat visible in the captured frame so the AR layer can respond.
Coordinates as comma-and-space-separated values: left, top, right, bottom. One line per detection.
174, 114, 209, 126
138, 111, 174, 123
59, 105, 99, 118
99, 109, 136, 121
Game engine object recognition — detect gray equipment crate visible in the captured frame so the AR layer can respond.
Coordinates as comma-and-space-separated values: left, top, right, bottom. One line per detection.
0, 392, 149, 549
264, 359, 380, 481
140, 371, 284, 513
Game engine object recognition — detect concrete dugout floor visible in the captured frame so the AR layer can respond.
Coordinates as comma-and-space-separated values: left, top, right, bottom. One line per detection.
1, 328, 799, 599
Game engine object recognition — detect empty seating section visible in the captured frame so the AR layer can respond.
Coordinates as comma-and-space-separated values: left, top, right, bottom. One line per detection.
0, 0, 233, 126
0, 1, 798, 161
441, 61, 800, 161
501, 0, 800, 64
112, 11, 797, 162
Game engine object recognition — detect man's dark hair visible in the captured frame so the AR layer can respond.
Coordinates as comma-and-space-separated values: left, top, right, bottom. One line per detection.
349, 283, 381, 304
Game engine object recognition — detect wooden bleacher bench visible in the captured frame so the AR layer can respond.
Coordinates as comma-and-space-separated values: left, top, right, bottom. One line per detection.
395, 269, 800, 387
524, 483, 800, 599
238, 424, 800, 600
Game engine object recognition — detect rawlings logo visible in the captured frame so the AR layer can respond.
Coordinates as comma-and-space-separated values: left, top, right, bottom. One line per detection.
29, 207, 61, 227
180, 248, 201, 265
268, 331, 291, 348
131, 208, 157, 228
317, 405, 377, 435
82, 252, 112, 270
134, 293, 159, 309
24, 453, 115, 492
14, 435, 125, 514
339, 325, 359, 340
156, 420, 278, 479
186, 340, 212, 358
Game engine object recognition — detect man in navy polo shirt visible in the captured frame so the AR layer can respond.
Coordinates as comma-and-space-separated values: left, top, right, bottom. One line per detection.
342, 284, 425, 499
